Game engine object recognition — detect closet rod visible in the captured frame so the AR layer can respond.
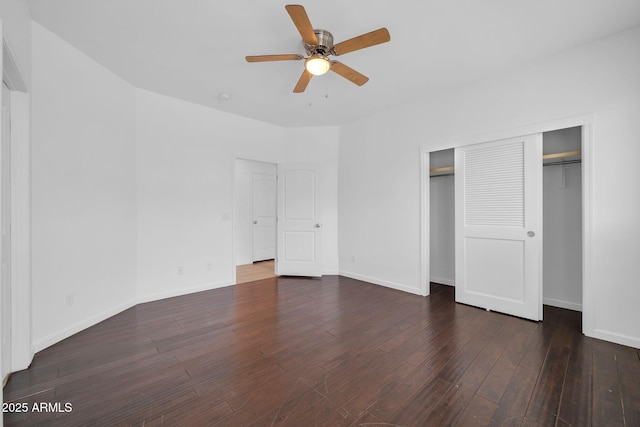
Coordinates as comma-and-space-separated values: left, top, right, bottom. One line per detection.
429, 173, 454, 178
543, 159, 582, 167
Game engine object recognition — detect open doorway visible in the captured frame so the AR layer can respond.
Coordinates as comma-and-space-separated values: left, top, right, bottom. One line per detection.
427, 125, 585, 319
428, 148, 455, 290
234, 159, 277, 284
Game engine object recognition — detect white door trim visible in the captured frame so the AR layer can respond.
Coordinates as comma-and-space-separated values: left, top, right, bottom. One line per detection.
420, 114, 594, 335
9, 90, 30, 370
419, 149, 430, 296
1, 26, 33, 373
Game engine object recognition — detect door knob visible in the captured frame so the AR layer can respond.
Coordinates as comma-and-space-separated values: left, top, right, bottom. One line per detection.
527, 231, 535, 237
315, 223, 322, 228
253, 220, 258, 224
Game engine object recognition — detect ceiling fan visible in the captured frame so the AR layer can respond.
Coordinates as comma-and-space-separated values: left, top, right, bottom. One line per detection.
245, 4, 390, 93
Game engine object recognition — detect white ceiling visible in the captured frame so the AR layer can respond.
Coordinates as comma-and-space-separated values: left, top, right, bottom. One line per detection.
27, 0, 640, 127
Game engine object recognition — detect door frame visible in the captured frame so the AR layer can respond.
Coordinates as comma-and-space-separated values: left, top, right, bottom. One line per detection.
1, 28, 33, 375
231, 156, 279, 285
420, 114, 594, 335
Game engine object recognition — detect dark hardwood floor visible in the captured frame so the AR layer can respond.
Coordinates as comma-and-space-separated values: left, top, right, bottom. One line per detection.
3, 277, 639, 426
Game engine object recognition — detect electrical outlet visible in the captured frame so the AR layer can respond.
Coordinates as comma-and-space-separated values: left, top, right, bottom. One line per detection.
351, 254, 357, 263
206, 262, 212, 271
65, 293, 74, 307
177, 265, 184, 275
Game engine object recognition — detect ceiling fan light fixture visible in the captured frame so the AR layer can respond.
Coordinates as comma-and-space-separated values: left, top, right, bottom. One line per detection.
305, 54, 331, 76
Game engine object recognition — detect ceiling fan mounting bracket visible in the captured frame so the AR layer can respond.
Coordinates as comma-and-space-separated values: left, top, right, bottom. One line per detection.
304, 29, 334, 56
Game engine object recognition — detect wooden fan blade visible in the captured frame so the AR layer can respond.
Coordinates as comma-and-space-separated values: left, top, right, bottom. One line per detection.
333, 28, 390, 55
330, 61, 369, 86
293, 69, 313, 93
246, 54, 304, 62
285, 5, 318, 46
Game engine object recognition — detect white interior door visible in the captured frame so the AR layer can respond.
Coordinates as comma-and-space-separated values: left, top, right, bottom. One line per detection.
455, 133, 542, 321
252, 173, 276, 262
277, 164, 322, 277
1, 81, 12, 380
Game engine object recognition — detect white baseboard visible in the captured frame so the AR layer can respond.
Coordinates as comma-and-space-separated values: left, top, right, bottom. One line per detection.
33, 297, 138, 353
430, 277, 455, 287
136, 280, 233, 305
543, 297, 582, 312
590, 328, 640, 349
339, 270, 423, 296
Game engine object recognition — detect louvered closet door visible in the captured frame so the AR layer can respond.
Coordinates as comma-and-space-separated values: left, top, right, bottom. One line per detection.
455, 134, 542, 321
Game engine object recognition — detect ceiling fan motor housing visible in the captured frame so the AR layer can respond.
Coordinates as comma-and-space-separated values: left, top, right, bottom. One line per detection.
305, 29, 334, 56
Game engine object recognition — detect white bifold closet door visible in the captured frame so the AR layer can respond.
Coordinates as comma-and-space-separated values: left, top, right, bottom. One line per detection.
455, 134, 543, 321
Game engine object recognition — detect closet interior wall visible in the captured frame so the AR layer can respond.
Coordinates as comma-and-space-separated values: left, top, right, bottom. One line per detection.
542, 127, 582, 311
429, 149, 455, 287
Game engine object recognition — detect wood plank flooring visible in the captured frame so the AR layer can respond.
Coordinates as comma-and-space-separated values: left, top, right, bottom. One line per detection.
236, 260, 275, 284
3, 277, 639, 426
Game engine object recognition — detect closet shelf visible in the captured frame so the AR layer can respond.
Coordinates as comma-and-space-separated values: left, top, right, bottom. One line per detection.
542, 150, 581, 160
430, 150, 581, 176
429, 166, 454, 174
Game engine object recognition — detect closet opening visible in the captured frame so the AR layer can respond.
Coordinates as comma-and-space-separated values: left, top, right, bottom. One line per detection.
428, 148, 455, 293
428, 126, 583, 314
542, 127, 582, 312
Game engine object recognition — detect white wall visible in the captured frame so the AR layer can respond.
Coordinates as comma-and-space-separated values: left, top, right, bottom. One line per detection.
339, 26, 640, 347
339, 120, 423, 294
234, 159, 277, 266
283, 127, 339, 274
31, 22, 138, 351
136, 89, 285, 301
